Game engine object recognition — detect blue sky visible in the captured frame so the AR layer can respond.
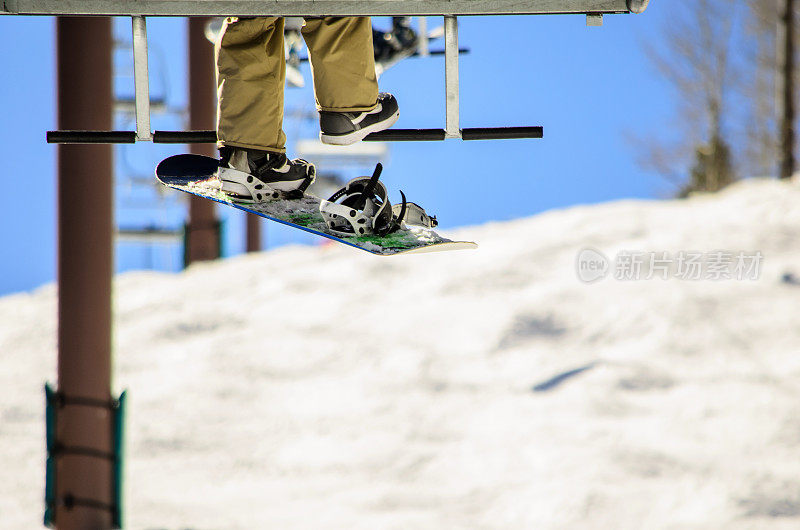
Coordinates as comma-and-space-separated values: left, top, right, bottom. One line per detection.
0, 8, 672, 296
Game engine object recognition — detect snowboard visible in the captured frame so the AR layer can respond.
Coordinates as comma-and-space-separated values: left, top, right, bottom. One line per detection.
155, 154, 477, 256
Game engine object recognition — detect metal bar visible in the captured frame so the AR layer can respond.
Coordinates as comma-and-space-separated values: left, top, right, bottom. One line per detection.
364, 128, 447, 141
412, 47, 470, 57
301, 47, 468, 62
418, 16, 429, 57
461, 126, 544, 140
444, 15, 460, 139
778, 0, 796, 179
56, 15, 115, 530
153, 130, 216, 143
300, 46, 471, 62
2, 0, 645, 17
50, 129, 446, 144
48, 127, 545, 143
47, 130, 136, 143
131, 16, 152, 141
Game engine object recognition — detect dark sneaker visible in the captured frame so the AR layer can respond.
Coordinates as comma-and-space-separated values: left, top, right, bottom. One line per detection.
217, 146, 315, 203
319, 92, 399, 146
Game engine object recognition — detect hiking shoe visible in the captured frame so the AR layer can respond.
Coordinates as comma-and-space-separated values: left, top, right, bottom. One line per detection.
319, 92, 399, 146
217, 146, 315, 202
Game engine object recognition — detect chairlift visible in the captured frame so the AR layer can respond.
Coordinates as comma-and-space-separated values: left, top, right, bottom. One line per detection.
1, 1, 651, 144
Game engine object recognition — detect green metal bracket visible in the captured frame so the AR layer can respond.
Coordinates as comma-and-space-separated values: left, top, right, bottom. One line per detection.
44, 383, 127, 529
44, 384, 56, 527
113, 390, 127, 528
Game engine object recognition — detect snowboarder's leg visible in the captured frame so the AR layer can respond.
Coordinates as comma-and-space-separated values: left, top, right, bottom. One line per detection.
216, 17, 287, 153
302, 17, 399, 145
215, 17, 315, 202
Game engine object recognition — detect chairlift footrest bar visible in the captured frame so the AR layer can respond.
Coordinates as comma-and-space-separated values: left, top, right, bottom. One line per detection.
461, 126, 544, 140
153, 130, 217, 143
364, 128, 446, 141
46, 127, 543, 144
47, 131, 137, 144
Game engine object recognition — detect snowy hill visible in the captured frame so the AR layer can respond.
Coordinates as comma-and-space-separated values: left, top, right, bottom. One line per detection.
2, 178, 800, 529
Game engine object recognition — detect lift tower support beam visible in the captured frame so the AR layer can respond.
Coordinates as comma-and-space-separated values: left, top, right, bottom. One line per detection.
186, 17, 221, 264
55, 16, 115, 530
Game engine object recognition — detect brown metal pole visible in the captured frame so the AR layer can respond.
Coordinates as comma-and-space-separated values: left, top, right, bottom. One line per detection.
779, 0, 796, 179
56, 16, 114, 530
246, 214, 262, 252
187, 17, 221, 263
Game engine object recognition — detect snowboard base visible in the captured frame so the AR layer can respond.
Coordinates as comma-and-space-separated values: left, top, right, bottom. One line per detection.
155, 154, 477, 256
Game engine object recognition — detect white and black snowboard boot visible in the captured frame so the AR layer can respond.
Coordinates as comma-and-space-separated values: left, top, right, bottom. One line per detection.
319, 92, 399, 146
217, 146, 315, 203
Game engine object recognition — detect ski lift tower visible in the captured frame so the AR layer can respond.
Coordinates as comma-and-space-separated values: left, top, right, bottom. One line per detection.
1, 1, 650, 529
296, 138, 390, 197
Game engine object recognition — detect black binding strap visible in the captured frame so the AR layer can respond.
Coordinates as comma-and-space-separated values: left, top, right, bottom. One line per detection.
53, 391, 119, 411
378, 189, 407, 236
52, 442, 116, 461
56, 494, 117, 514
358, 163, 383, 210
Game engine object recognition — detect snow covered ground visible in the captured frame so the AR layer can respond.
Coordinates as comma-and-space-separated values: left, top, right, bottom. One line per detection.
2, 178, 800, 529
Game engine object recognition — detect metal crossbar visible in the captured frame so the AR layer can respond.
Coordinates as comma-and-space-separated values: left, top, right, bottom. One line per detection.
46, 127, 545, 143
444, 16, 460, 139
131, 16, 152, 141
3, 1, 650, 16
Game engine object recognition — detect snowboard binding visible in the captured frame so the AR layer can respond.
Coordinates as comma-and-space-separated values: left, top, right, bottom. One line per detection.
319, 163, 437, 238
216, 147, 316, 204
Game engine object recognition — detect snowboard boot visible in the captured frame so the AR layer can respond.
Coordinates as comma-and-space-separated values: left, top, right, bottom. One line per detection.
217, 146, 316, 203
319, 92, 399, 146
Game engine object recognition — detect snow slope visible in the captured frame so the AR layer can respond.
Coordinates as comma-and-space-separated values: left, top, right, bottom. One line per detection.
2, 178, 800, 529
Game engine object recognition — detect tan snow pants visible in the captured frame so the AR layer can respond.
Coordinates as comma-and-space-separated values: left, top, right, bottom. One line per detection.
216, 16, 379, 153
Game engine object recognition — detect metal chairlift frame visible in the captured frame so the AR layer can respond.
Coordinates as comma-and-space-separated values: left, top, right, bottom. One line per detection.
1, 1, 651, 144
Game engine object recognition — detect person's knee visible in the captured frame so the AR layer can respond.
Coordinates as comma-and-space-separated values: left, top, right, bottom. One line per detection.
220, 17, 277, 47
